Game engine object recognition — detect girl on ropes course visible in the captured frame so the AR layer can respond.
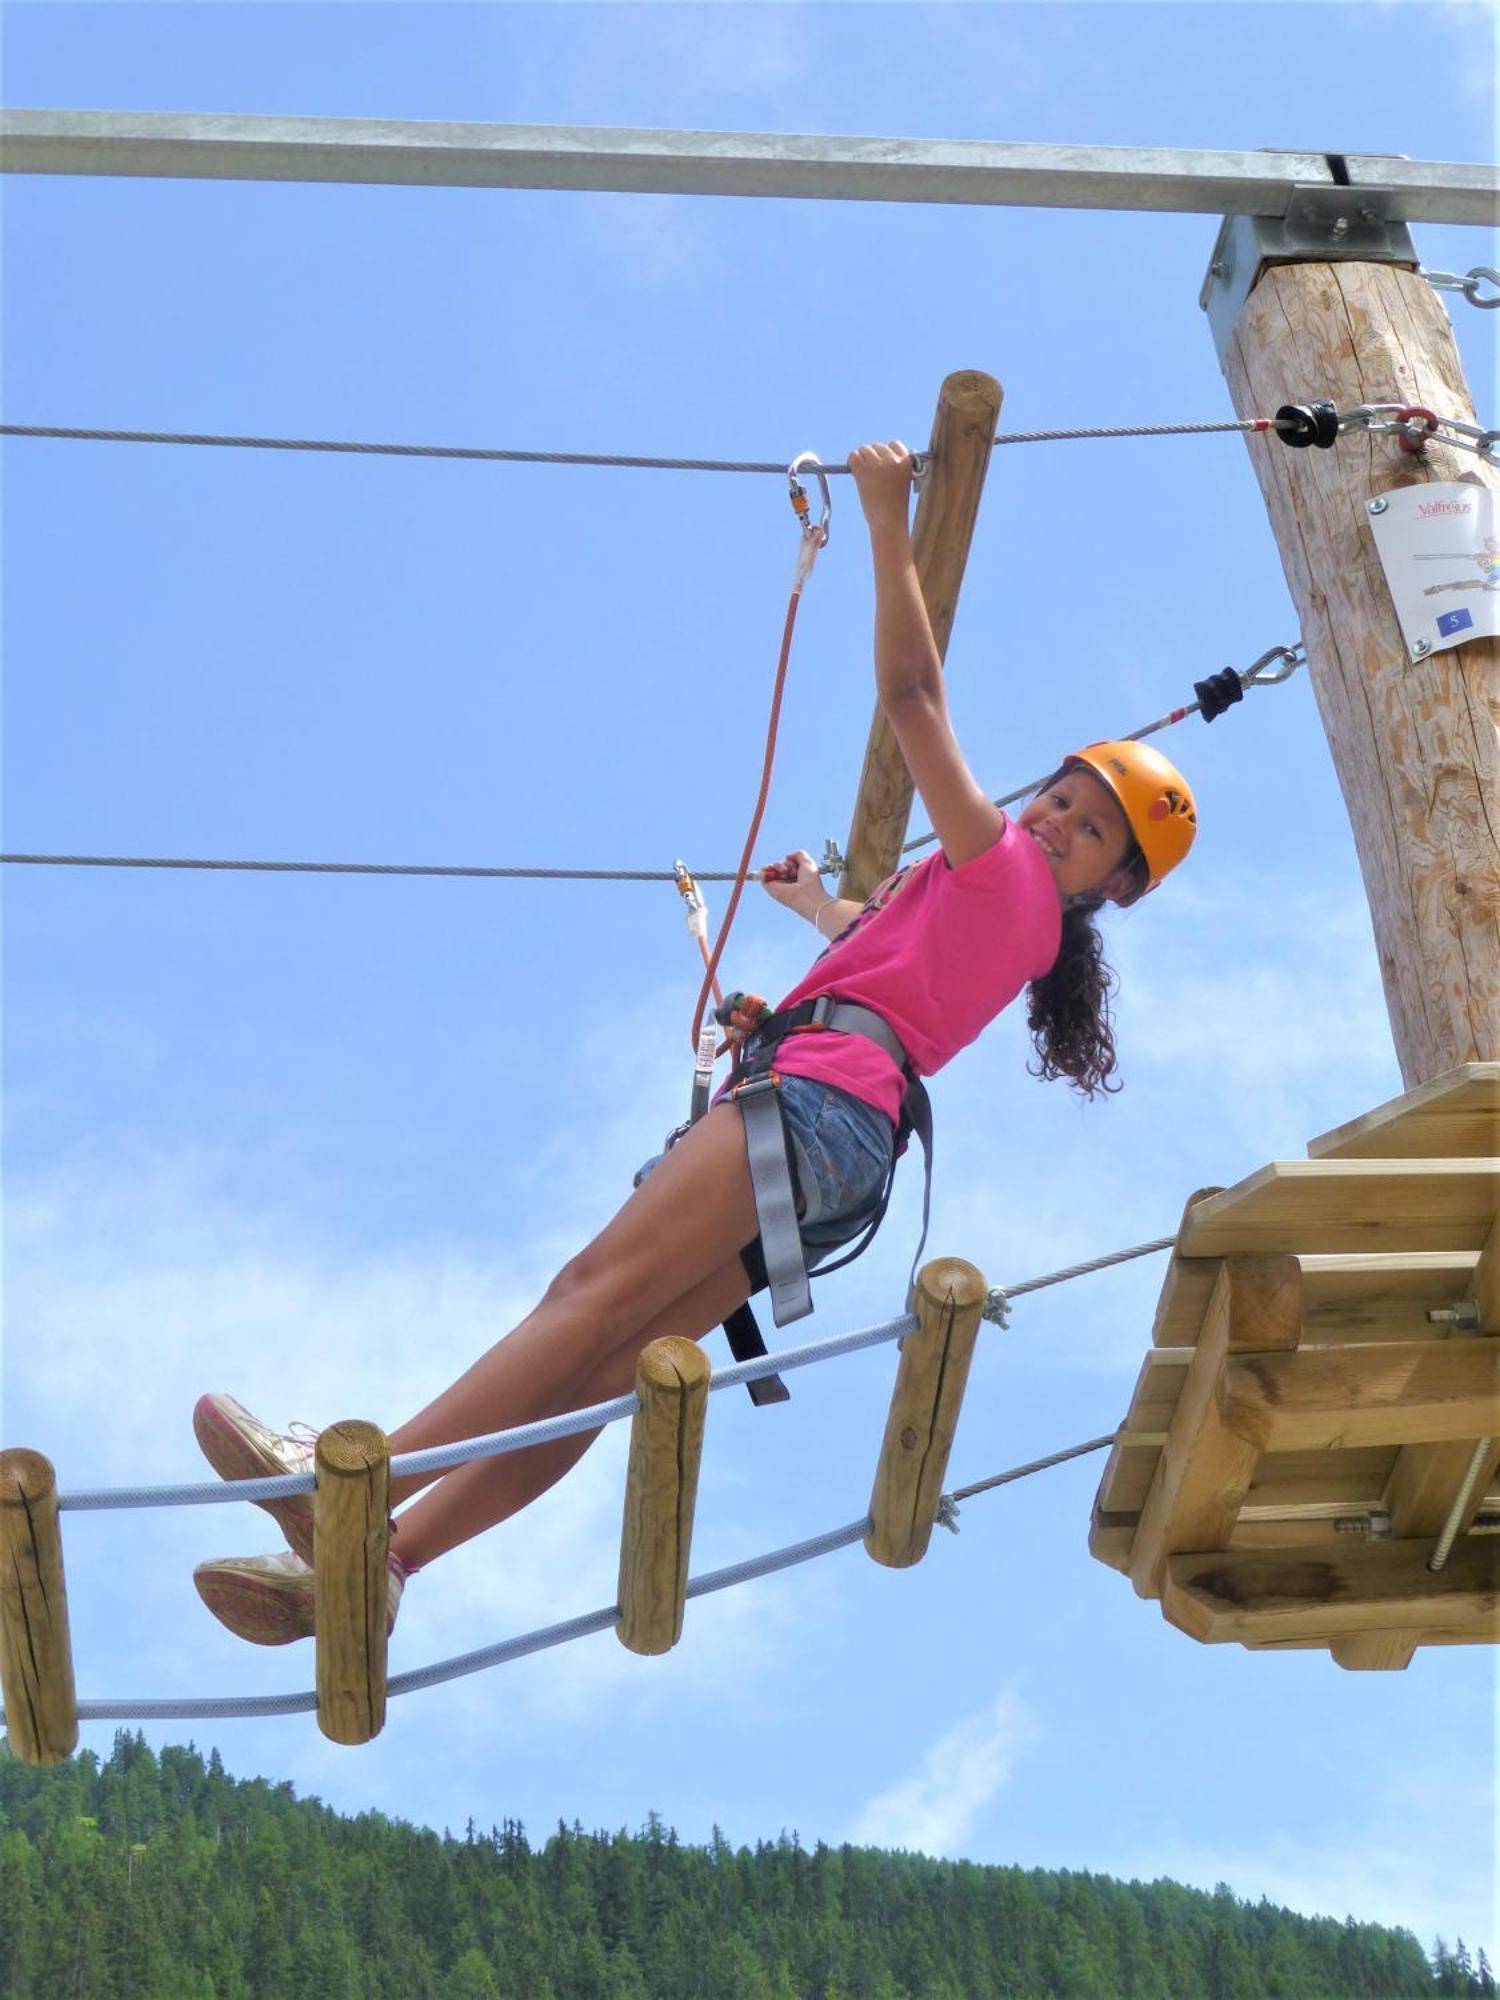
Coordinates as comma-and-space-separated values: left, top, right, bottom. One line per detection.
191, 440, 1197, 1645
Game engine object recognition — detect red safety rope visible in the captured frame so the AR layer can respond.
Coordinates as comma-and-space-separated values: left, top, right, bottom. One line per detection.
689, 582, 803, 1053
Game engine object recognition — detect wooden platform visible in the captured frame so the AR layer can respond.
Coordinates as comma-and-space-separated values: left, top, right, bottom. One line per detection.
1090, 1065, 1500, 1671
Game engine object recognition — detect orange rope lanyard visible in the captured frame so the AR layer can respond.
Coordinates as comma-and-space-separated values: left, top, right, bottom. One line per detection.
687, 459, 831, 1066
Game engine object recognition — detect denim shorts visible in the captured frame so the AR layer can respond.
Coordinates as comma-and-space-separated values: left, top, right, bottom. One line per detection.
775, 1074, 896, 1250
635, 1075, 895, 1255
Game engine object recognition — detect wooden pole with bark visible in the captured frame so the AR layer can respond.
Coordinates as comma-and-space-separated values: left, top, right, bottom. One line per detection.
839, 371, 1004, 903
1218, 261, 1499, 1086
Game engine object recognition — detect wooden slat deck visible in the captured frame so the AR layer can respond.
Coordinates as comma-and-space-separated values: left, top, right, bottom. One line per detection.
1090, 1066, 1500, 1668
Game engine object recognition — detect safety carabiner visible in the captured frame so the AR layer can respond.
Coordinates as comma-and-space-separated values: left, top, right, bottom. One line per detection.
788, 451, 832, 548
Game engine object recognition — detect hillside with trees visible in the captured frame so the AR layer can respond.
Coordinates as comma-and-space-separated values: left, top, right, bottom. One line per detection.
0, 1734, 1489, 1998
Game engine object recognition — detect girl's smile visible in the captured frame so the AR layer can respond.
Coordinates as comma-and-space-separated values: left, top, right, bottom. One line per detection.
1018, 770, 1134, 900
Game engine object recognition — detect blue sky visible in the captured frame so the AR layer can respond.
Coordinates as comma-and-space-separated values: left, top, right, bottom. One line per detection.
4, 0, 1497, 1963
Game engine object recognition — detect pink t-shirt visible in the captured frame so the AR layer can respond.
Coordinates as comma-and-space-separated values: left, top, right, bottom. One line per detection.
767, 818, 1062, 1125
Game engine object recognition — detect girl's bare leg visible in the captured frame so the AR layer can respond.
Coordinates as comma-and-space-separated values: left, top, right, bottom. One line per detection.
390, 1254, 751, 1569
385, 1101, 758, 1523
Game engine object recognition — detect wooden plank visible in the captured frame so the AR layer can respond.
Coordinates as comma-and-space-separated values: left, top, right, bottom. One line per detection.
1300, 1252, 1481, 1343
0, 1451, 78, 1767
617, 1338, 710, 1656
1385, 1215, 1500, 1541
1179, 1160, 1500, 1258
1128, 1264, 1263, 1600
1162, 1535, 1500, 1645
1098, 1441, 1163, 1516
1149, 1188, 1224, 1346
866, 1258, 986, 1568
1308, 1064, 1500, 1161
839, 372, 1003, 902
1120, 1349, 1192, 1441
1087, 1504, 1137, 1573
1246, 1446, 1397, 1511
1331, 1632, 1417, 1671
1220, 1339, 1500, 1452
1247, 1629, 1489, 1653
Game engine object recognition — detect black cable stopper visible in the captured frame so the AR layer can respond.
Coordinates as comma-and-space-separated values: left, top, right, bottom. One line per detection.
1193, 667, 1245, 722
1273, 401, 1340, 449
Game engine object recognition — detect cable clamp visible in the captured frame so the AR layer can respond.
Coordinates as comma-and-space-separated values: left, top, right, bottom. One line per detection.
821, 837, 846, 878
1422, 264, 1500, 310
935, 1493, 961, 1535
910, 450, 933, 492
981, 1287, 1011, 1328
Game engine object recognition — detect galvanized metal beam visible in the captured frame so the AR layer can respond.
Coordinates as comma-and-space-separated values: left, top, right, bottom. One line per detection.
3, 111, 1497, 223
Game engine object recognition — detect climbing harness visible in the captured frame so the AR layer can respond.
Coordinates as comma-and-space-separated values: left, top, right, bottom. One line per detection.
718, 995, 935, 1407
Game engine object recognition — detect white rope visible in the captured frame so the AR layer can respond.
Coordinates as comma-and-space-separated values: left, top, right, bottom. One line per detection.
54, 1230, 1173, 1515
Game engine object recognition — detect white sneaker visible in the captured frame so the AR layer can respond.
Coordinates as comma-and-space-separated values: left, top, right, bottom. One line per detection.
193, 1550, 407, 1647
193, 1394, 318, 1564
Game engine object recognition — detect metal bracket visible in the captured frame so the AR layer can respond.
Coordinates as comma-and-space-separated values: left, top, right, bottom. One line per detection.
1200, 197, 1418, 365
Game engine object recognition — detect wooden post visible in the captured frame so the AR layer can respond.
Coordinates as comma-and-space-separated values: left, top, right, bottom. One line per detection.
1128, 1256, 1302, 1599
0, 1451, 78, 1766
1218, 261, 1500, 1088
314, 1421, 390, 1747
617, 1337, 710, 1656
866, 1258, 987, 1568
839, 371, 1004, 902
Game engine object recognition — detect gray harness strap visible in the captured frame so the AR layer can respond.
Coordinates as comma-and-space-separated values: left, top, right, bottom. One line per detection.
736, 1077, 814, 1324
734, 998, 927, 1329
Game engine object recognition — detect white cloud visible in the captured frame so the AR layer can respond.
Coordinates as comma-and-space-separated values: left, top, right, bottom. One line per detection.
846, 1686, 1039, 1855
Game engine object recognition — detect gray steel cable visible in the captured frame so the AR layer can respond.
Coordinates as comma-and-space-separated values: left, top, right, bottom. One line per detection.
55, 1311, 919, 1512
53, 1236, 1177, 1516
1, 417, 1270, 472
1, 643, 1302, 888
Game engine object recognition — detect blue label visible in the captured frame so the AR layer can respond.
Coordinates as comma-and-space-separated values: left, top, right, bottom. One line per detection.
1436, 608, 1474, 638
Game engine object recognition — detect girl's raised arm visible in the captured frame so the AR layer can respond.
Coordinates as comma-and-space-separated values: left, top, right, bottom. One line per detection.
848, 443, 1006, 868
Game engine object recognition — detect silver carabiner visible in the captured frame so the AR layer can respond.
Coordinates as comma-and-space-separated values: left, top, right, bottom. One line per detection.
1242, 643, 1304, 687
788, 451, 832, 547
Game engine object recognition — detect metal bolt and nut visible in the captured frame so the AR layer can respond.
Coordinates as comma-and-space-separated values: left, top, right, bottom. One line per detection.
1412, 638, 1433, 659
1368, 496, 1388, 514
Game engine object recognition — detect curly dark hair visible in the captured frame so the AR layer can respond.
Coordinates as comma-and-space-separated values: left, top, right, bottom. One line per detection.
1023, 771, 1148, 1099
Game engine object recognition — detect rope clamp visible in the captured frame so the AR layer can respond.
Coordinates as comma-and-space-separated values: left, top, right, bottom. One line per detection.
981, 1287, 1011, 1328
1242, 643, 1304, 688
821, 837, 846, 878
787, 452, 831, 548
935, 1494, 961, 1535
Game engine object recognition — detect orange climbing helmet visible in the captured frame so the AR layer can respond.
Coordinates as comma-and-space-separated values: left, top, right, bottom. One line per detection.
1061, 740, 1198, 902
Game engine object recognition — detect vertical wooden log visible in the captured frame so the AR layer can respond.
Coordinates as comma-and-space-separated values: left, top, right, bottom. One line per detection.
617, 1337, 711, 1656
840, 371, 1004, 901
0, 1451, 78, 1766
866, 1258, 987, 1568
314, 1421, 390, 1747
1220, 262, 1500, 1088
